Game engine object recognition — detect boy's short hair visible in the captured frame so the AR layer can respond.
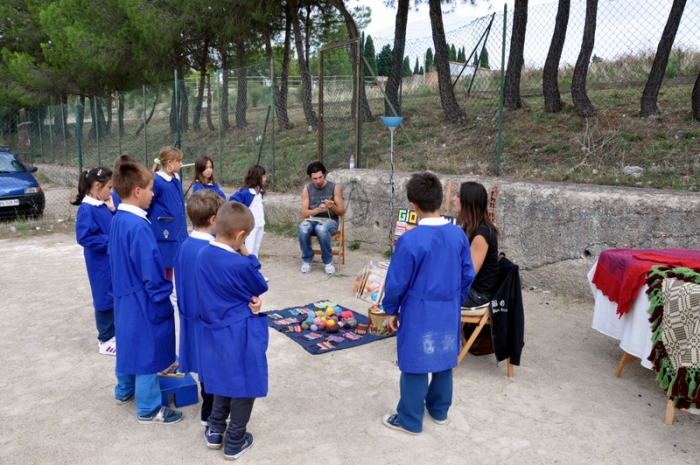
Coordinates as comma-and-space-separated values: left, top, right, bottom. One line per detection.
113, 161, 153, 199
187, 190, 225, 227
406, 172, 443, 213
215, 201, 254, 239
306, 161, 327, 177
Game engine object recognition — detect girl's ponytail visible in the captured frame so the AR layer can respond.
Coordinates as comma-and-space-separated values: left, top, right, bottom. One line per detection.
70, 167, 113, 206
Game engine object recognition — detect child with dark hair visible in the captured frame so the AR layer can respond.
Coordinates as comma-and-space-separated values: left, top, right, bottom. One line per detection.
109, 161, 182, 424
174, 189, 225, 426
230, 165, 267, 278
189, 155, 226, 199
71, 166, 116, 355
110, 155, 137, 209
381, 172, 475, 435
197, 201, 268, 459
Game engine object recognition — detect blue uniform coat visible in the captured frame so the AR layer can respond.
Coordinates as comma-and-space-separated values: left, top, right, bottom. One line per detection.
76, 200, 114, 311
173, 234, 211, 375
382, 222, 475, 374
192, 181, 226, 199
229, 188, 254, 206
146, 173, 187, 268
196, 244, 269, 398
109, 208, 176, 374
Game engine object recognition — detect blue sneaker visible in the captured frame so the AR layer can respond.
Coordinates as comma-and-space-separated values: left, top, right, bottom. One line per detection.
136, 406, 183, 425
224, 432, 254, 460
204, 427, 223, 449
382, 413, 421, 436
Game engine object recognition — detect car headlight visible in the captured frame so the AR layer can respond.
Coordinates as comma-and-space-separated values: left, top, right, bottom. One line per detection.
24, 186, 42, 194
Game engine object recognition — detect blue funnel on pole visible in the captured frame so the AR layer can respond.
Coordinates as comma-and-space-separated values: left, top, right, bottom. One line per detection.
381, 116, 404, 255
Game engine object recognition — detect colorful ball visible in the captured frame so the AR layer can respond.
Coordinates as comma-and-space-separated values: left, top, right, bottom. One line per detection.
313, 317, 321, 326
304, 318, 314, 326
301, 322, 310, 330
318, 323, 326, 331
346, 318, 357, 328
315, 311, 324, 317
327, 320, 336, 327
310, 324, 318, 331
340, 311, 353, 320
330, 315, 339, 323
326, 324, 340, 333
326, 307, 335, 316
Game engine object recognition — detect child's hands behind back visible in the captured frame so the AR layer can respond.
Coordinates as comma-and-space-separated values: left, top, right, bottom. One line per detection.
249, 296, 262, 314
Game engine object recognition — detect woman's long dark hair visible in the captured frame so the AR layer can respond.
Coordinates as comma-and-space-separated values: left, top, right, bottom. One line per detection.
242, 164, 266, 195
70, 167, 112, 205
456, 181, 500, 240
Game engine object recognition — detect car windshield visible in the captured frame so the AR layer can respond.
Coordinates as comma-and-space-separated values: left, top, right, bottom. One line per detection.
0, 153, 27, 173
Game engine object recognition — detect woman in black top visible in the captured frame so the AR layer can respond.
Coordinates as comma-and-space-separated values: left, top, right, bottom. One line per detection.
453, 181, 500, 307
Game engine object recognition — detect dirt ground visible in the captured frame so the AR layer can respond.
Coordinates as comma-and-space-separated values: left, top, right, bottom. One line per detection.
1, 232, 699, 464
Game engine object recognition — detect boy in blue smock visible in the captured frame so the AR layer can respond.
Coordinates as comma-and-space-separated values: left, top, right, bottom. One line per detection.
196, 201, 269, 460
108, 160, 182, 424
382, 172, 475, 435
174, 189, 224, 426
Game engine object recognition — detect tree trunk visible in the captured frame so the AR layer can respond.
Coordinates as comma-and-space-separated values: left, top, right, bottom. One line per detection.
134, 96, 158, 138
693, 73, 700, 121
504, 0, 528, 110
221, 52, 230, 131
105, 96, 112, 135
264, 29, 290, 130
61, 95, 71, 139
543, 0, 570, 113
290, 0, 318, 130
235, 40, 248, 130
88, 96, 97, 140
170, 75, 178, 134
77, 95, 86, 140
328, 0, 373, 122
118, 92, 125, 137
384, 0, 409, 116
640, 0, 687, 117
96, 97, 108, 136
206, 74, 215, 131
180, 79, 189, 133
572, 0, 598, 118
193, 71, 205, 131
428, 0, 466, 123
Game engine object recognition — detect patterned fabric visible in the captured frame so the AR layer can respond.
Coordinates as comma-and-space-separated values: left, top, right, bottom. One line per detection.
661, 278, 700, 371
646, 266, 700, 410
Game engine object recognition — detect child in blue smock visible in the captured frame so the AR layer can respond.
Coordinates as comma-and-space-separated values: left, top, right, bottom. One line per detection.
382, 172, 475, 435
148, 146, 187, 281
71, 166, 116, 355
188, 155, 226, 199
109, 160, 182, 425
196, 201, 268, 459
174, 189, 225, 426
230, 164, 267, 279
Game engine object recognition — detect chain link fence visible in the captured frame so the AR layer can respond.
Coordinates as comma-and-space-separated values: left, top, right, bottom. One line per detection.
2, 0, 700, 224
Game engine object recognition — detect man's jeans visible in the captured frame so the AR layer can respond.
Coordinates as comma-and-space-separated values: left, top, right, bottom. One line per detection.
298, 219, 338, 265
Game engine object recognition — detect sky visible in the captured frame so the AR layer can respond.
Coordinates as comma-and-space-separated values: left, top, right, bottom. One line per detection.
355, 0, 700, 70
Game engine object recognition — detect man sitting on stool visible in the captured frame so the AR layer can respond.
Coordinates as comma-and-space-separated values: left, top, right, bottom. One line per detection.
298, 162, 345, 275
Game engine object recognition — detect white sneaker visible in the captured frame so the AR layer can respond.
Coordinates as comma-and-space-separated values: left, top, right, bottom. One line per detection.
99, 337, 116, 356
263, 275, 269, 282
301, 262, 311, 273
325, 263, 335, 275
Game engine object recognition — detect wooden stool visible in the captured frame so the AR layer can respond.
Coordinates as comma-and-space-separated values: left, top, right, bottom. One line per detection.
312, 216, 345, 269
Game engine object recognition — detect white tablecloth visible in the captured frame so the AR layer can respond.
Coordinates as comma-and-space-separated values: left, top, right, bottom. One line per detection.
589, 262, 653, 369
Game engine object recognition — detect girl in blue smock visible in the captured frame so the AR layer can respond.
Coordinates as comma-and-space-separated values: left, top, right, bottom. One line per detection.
71, 166, 116, 355
147, 146, 187, 280
188, 155, 226, 199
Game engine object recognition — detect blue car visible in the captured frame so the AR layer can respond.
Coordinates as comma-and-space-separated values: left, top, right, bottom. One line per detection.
0, 147, 45, 219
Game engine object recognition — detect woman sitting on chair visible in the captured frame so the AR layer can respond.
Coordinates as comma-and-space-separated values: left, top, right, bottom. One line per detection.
453, 181, 500, 308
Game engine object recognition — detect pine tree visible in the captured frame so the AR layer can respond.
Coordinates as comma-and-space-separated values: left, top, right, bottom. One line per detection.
376, 44, 392, 76
449, 44, 457, 61
457, 46, 465, 63
479, 48, 490, 69
363, 35, 377, 77
425, 47, 434, 72
413, 57, 420, 74
401, 56, 412, 77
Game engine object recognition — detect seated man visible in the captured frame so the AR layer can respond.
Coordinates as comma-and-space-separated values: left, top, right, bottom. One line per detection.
298, 161, 345, 275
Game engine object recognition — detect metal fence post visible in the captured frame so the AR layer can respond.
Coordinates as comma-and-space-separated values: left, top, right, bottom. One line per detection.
75, 105, 83, 172
496, 4, 507, 177
143, 85, 148, 165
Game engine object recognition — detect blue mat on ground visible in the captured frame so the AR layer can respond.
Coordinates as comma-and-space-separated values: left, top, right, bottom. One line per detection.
263, 300, 394, 355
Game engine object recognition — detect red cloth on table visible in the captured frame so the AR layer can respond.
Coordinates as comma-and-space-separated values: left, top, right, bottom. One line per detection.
591, 248, 700, 316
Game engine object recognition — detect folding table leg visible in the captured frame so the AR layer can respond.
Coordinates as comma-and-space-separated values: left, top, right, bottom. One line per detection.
615, 351, 638, 378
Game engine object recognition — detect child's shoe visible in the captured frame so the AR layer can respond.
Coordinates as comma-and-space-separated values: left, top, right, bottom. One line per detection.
115, 393, 134, 404
137, 406, 183, 425
98, 337, 116, 356
204, 427, 223, 449
382, 413, 421, 436
224, 432, 254, 460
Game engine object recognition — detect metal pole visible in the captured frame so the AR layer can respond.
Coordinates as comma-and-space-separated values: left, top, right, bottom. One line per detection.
75, 106, 83, 172
496, 4, 507, 177
389, 127, 395, 254
38, 110, 44, 162
217, 70, 222, 168
318, 48, 324, 162
174, 70, 181, 149
96, 97, 101, 166
61, 102, 67, 164
48, 105, 54, 163
270, 57, 275, 187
